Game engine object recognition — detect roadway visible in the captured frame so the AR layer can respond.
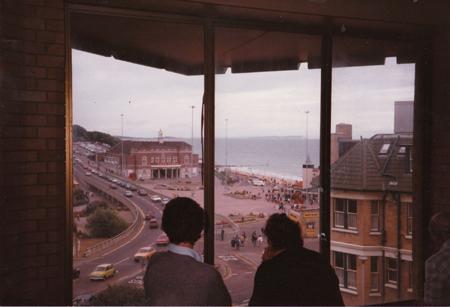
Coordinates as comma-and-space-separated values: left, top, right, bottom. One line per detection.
73, 166, 165, 297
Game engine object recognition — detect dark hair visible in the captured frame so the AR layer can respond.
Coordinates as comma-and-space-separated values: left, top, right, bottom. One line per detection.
264, 213, 303, 250
161, 197, 204, 244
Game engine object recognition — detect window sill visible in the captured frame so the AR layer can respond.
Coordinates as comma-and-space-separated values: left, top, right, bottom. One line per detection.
339, 288, 358, 295
370, 231, 382, 235
332, 227, 358, 234
369, 292, 381, 297
385, 283, 398, 289
405, 235, 412, 240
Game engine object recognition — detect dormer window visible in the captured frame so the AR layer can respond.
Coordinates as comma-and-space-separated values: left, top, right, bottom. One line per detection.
379, 143, 390, 154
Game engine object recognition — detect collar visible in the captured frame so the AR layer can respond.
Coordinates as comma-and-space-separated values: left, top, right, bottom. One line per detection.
168, 243, 203, 262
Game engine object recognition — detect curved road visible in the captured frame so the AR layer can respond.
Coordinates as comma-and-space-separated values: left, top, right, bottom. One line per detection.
73, 167, 165, 297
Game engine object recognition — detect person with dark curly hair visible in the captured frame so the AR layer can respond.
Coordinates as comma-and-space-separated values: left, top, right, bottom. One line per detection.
144, 197, 231, 306
249, 213, 344, 306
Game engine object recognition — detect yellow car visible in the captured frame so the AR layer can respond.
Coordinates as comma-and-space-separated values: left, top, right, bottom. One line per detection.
89, 264, 117, 281
134, 246, 156, 262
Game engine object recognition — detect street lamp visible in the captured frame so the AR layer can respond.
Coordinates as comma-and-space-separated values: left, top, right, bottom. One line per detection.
225, 118, 228, 168
121, 113, 124, 177
191, 105, 195, 177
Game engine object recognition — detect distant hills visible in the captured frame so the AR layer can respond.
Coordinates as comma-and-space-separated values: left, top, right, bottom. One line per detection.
73, 125, 119, 147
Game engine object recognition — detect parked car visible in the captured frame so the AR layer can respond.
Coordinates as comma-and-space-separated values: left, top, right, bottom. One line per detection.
109, 183, 117, 189
149, 218, 158, 229
161, 197, 170, 206
133, 246, 156, 262
124, 190, 133, 197
73, 268, 80, 280
138, 189, 148, 196
156, 233, 169, 246
89, 264, 116, 281
150, 195, 162, 203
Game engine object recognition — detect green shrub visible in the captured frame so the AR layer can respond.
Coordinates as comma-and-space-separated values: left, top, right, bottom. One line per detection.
89, 285, 149, 306
86, 208, 129, 238
85, 200, 108, 215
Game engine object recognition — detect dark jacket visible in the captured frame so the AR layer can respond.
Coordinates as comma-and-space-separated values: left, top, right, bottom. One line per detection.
144, 251, 231, 306
249, 247, 344, 306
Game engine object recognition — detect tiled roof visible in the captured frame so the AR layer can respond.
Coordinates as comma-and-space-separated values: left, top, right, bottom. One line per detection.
331, 134, 412, 192
108, 140, 191, 155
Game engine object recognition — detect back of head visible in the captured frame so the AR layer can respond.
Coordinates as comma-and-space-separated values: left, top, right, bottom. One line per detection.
264, 213, 303, 250
429, 211, 450, 249
162, 197, 204, 245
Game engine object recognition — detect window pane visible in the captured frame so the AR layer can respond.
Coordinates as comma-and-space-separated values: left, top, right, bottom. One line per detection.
330, 35, 416, 305
71, 16, 204, 299
214, 26, 321, 305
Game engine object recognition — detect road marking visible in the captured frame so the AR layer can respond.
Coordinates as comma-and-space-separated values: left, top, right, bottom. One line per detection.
218, 255, 238, 261
114, 257, 130, 265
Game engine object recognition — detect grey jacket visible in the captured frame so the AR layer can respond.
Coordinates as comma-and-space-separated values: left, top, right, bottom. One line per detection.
144, 251, 231, 306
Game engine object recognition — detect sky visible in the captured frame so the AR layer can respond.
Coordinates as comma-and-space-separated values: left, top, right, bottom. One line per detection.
72, 49, 415, 139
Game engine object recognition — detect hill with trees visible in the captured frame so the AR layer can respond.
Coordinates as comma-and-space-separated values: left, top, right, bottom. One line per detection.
73, 124, 119, 147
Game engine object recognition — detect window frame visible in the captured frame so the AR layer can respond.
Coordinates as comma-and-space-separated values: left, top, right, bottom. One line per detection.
370, 256, 380, 293
334, 251, 357, 290
386, 257, 398, 285
65, 6, 429, 304
333, 198, 358, 230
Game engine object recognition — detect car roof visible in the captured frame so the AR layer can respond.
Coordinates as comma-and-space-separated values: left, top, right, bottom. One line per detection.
97, 263, 112, 268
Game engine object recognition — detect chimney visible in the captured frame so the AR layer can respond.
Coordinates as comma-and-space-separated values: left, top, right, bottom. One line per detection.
394, 101, 413, 134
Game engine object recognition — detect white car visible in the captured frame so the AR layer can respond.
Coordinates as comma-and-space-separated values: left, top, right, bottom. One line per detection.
150, 195, 161, 203
124, 190, 133, 197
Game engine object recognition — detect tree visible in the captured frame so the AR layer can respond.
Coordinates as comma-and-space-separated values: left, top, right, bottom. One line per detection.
86, 208, 129, 238
89, 285, 150, 306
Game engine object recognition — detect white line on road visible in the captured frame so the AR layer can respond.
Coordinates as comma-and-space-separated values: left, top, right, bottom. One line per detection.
114, 257, 130, 265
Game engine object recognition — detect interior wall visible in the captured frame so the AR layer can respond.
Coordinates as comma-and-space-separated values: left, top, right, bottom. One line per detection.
0, 0, 67, 305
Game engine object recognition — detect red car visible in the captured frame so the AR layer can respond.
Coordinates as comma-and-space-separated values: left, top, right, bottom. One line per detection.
156, 233, 169, 246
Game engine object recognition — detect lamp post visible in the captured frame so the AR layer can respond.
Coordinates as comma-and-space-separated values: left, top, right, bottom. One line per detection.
121, 113, 124, 177
191, 105, 195, 177
225, 118, 228, 168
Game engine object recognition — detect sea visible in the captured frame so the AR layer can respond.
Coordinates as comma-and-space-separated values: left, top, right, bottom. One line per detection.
189, 137, 320, 181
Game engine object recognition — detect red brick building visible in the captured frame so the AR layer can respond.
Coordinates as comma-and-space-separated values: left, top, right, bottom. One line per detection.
102, 137, 199, 179
330, 133, 413, 305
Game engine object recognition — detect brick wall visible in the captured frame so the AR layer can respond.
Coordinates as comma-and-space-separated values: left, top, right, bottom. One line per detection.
0, 0, 67, 305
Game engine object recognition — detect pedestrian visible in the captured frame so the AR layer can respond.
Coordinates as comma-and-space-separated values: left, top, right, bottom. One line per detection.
249, 213, 343, 306
251, 231, 258, 247
144, 197, 231, 306
220, 228, 225, 241
257, 235, 263, 247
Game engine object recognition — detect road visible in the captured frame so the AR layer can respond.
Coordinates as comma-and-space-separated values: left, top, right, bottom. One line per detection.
73, 166, 165, 297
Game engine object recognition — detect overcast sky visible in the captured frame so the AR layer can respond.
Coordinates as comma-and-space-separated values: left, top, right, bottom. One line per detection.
73, 49, 415, 139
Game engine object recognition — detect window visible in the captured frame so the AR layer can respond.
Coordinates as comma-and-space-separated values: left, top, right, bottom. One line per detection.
386, 257, 398, 285
379, 143, 390, 154
151, 156, 154, 164
334, 198, 357, 230
370, 200, 380, 232
173, 156, 177, 163
370, 256, 380, 292
142, 156, 147, 166
334, 252, 357, 290
407, 203, 413, 235
155, 156, 160, 164
184, 155, 189, 164
161, 156, 165, 163
398, 146, 406, 155
167, 156, 171, 163
405, 147, 413, 173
